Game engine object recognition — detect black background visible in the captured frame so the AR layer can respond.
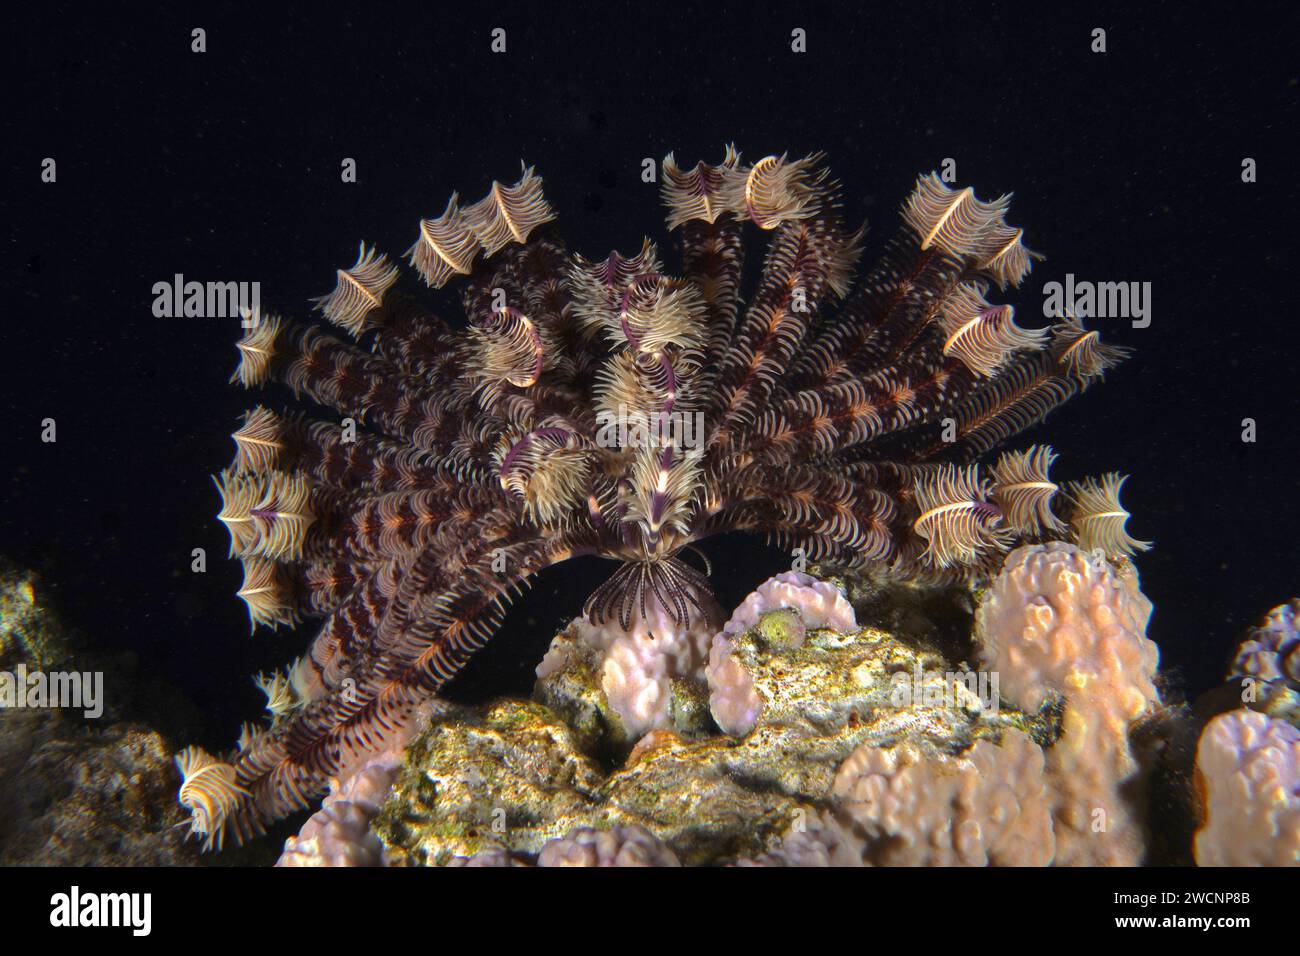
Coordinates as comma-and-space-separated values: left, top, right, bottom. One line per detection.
7, 2, 1298, 747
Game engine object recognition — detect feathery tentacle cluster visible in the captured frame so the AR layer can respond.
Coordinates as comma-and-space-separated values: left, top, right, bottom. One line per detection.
180, 149, 1146, 847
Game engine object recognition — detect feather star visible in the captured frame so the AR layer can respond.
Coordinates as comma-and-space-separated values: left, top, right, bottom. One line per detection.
176, 147, 1146, 848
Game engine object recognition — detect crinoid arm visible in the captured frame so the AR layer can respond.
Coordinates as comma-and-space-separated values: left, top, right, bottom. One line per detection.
184, 147, 1145, 847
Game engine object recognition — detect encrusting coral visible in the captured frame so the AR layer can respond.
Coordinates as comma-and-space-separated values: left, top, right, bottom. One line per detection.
180, 145, 1150, 849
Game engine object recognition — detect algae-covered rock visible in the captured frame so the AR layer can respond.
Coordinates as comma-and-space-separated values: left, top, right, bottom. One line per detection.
0, 717, 200, 865
374, 699, 609, 866
374, 594, 1055, 866
0, 561, 75, 671
0, 561, 212, 866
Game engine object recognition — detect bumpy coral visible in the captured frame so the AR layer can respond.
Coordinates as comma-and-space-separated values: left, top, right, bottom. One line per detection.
445, 847, 523, 867
1193, 709, 1300, 866
738, 812, 864, 867
536, 595, 722, 742
276, 761, 397, 867
975, 542, 1160, 865
1218, 600, 1300, 729
440, 825, 680, 867
537, 825, 681, 867
1232, 600, 1300, 686
829, 730, 1054, 865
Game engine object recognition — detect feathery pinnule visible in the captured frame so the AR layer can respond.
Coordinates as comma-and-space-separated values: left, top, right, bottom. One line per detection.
255, 474, 313, 560
937, 281, 1048, 377
1065, 472, 1151, 558
594, 349, 703, 429
911, 464, 1011, 568
494, 429, 592, 528
626, 442, 705, 538
230, 406, 285, 473
462, 165, 556, 256
254, 668, 300, 722
566, 241, 665, 338
175, 747, 250, 851
229, 309, 284, 387
1051, 314, 1131, 382
618, 277, 707, 354
721, 152, 828, 229
471, 305, 547, 389
214, 469, 262, 557
236, 555, 298, 632
236, 722, 263, 753
215, 469, 315, 561
990, 445, 1066, 535
182, 147, 1148, 849
407, 194, 479, 288
979, 223, 1036, 288
312, 242, 400, 336
661, 145, 742, 230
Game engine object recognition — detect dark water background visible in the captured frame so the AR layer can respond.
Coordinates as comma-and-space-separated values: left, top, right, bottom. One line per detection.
6, 3, 1298, 747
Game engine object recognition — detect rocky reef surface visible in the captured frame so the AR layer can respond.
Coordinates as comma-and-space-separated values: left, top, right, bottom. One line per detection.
0, 560, 208, 865
2, 547, 1296, 867
371, 609, 1055, 866
275, 542, 1299, 867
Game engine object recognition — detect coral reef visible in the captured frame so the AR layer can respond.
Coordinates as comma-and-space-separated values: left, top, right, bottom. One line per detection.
1, 717, 196, 866
184, 146, 1147, 846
